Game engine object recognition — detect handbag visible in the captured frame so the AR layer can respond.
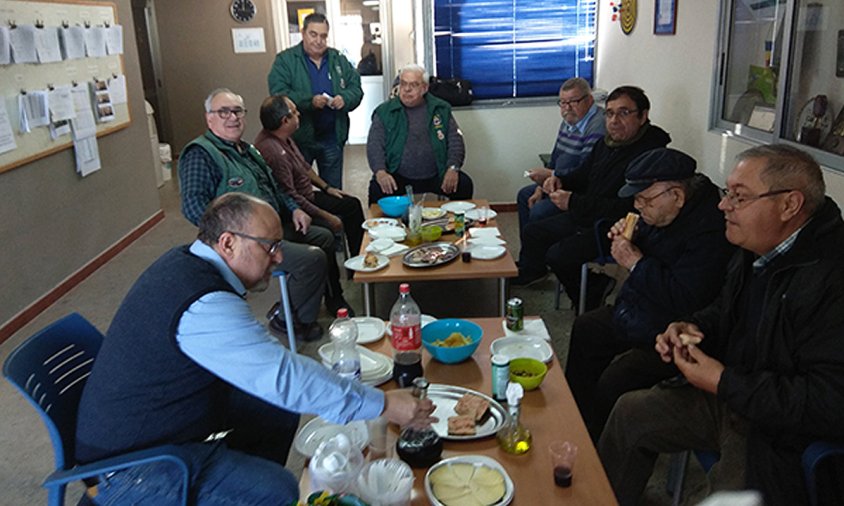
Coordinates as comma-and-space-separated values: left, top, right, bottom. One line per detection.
428, 77, 473, 106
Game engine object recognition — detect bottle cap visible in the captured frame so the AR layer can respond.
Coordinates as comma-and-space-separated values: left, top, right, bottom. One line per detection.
337, 308, 349, 318
492, 354, 509, 366
506, 382, 524, 405
399, 283, 410, 293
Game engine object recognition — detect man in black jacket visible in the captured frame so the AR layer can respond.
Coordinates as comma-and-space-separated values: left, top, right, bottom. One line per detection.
513, 86, 671, 312
565, 148, 734, 442
599, 144, 844, 506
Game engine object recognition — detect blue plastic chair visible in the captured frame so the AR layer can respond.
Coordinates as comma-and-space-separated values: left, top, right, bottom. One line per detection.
803, 440, 844, 506
667, 449, 720, 505
3, 313, 190, 506
554, 218, 617, 313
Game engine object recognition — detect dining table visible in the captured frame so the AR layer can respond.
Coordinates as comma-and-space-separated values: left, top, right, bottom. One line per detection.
298, 316, 618, 505
352, 200, 518, 317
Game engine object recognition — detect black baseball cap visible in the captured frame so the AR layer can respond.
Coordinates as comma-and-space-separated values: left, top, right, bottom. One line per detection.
618, 148, 697, 198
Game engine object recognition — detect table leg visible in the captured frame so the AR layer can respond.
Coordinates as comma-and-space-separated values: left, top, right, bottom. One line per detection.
364, 282, 372, 316
499, 277, 506, 316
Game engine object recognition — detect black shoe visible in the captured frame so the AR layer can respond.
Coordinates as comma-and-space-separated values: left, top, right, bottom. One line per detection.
510, 269, 548, 287
269, 316, 323, 342
326, 295, 356, 317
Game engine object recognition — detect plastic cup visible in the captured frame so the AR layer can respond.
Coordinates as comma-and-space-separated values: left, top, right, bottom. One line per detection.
477, 206, 489, 227
366, 415, 389, 460
549, 441, 578, 487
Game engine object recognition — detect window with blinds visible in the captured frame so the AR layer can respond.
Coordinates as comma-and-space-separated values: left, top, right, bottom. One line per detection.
433, 0, 598, 101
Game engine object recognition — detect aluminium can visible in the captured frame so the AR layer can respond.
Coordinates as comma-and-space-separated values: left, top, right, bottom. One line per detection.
505, 297, 524, 331
491, 354, 510, 402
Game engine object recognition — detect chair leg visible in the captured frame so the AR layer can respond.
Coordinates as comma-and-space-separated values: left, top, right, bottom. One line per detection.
276, 272, 297, 354
578, 263, 588, 315
554, 280, 562, 310
667, 451, 690, 506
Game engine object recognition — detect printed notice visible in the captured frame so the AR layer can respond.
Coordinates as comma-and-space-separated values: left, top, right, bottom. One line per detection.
49, 86, 77, 122
60, 26, 86, 60
9, 24, 38, 63
106, 25, 123, 55
0, 26, 10, 65
74, 135, 101, 176
0, 100, 17, 155
84, 26, 107, 58
35, 26, 63, 63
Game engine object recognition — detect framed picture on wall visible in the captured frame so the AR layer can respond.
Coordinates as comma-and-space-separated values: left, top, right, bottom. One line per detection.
654, 0, 677, 35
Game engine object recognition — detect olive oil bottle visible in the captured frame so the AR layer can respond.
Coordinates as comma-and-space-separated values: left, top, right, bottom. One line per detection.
497, 383, 531, 454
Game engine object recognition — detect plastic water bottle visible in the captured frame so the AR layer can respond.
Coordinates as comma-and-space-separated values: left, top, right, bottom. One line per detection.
389, 283, 423, 387
329, 308, 361, 381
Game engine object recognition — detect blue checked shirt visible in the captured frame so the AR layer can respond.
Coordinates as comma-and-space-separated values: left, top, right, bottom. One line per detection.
752, 222, 809, 273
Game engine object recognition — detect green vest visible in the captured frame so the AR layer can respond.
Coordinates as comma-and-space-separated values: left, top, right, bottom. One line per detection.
184, 131, 287, 214
374, 94, 452, 178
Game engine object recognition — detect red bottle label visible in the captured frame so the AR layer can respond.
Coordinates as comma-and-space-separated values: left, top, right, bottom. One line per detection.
391, 324, 421, 351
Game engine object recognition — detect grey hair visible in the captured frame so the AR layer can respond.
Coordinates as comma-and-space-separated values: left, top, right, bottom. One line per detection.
204, 88, 243, 113
736, 144, 826, 215
398, 63, 429, 83
561, 77, 592, 97
198, 193, 264, 245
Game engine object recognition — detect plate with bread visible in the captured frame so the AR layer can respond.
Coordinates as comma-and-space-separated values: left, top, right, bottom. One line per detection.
427, 385, 507, 440
344, 252, 389, 272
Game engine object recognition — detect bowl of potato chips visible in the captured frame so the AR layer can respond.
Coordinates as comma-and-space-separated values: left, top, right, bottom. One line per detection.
422, 319, 483, 364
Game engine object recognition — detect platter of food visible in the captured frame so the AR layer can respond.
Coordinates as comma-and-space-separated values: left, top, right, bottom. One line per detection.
362, 217, 401, 230
422, 207, 447, 220
344, 252, 389, 272
425, 455, 514, 506
402, 242, 460, 268
427, 384, 507, 441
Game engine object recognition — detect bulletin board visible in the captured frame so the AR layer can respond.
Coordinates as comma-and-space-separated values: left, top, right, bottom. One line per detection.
0, 0, 129, 174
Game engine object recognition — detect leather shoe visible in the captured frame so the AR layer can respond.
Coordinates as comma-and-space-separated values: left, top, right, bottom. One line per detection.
326, 295, 356, 317
269, 317, 323, 342
510, 269, 548, 287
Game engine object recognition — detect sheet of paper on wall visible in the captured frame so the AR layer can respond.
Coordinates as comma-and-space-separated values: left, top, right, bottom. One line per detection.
70, 86, 97, 140
17, 91, 50, 133
9, 24, 39, 63
50, 120, 71, 140
108, 74, 127, 104
74, 135, 101, 176
84, 26, 107, 58
0, 26, 11, 65
0, 100, 17, 155
35, 26, 63, 63
106, 25, 123, 55
60, 26, 86, 60
49, 86, 77, 122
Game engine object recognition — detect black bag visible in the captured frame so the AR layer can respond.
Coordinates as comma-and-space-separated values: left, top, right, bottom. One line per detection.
428, 77, 473, 106
357, 51, 379, 76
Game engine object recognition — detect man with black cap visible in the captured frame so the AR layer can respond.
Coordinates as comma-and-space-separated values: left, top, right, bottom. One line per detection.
565, 148, 733, 441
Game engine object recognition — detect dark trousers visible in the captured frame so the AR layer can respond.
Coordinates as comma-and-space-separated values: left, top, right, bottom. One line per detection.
565, 306, 678, 441
312, 191, 365, 255
367, 171, 474, 205
224, 386, 300, 466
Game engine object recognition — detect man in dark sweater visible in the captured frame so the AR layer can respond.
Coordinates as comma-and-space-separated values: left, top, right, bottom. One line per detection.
366, 63, 473, 204
514, 86, 671, 312
75, 193, 434, 505
599, 145, 844, 506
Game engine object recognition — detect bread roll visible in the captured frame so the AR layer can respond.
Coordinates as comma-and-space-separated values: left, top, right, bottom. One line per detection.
622, 212, 640, 240
679, 333, 702, 346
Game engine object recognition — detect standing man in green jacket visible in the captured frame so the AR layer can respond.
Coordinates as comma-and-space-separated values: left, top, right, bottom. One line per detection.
268, 13, 362, 190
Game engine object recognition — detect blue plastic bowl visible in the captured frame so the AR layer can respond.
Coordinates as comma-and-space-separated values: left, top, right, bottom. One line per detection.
422, 319, 483, 364
378, 196, 411, 218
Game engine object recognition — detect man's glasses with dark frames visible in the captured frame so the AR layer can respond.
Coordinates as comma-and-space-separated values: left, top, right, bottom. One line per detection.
209, 108, 247, 119
557, 95, 588, 107
720, 188, 793, 209
228, 231, 282, 255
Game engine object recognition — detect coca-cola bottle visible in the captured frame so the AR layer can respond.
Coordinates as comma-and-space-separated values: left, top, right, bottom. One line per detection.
329, 308, 361, 381
389, 283, 423, 388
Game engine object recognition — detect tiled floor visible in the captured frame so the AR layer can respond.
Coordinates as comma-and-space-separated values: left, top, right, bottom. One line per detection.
0, 145, 705, 505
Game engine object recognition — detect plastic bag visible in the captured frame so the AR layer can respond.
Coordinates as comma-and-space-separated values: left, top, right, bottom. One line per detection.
309, 433, 364, 495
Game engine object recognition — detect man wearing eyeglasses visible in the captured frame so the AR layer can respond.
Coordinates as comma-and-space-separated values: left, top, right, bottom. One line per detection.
367, 63, 473, 204
516, 78, 606, 238
268, 12, 362, 190
564, 148, 733, 442
76, 193, 435, 505
180, 88, 340, 341
599, 145, 844, 505
515, 86, 671, 313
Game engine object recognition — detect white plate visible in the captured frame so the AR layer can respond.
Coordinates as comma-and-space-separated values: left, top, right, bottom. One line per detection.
368, 225, 407, 241
366, 238, 395, 253
385, 314, 437, 337
470, 245, 506, 260
469, 236, 506, 247
352, 317, 386, 344
464, 208, 498, 221
469, 227, 501, 238
344, 253, 389, 272
293, 417, 370, 457
441, 201, 476, 214
362, 217, 400, 230
425, 455, 514, 506
490, 335, 554, 363
318, 344, 393, 385
421, 207, 447, 220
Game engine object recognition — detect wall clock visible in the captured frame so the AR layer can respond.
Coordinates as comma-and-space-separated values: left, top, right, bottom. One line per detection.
231, 0, 256, 23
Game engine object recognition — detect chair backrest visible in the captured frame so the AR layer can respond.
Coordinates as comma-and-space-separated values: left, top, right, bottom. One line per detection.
3, 313, 103, 472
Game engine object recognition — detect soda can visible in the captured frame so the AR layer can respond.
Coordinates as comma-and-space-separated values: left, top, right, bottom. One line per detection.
505, 297, 524, 331
491, 354, 510, 402
454, 211, 465, 237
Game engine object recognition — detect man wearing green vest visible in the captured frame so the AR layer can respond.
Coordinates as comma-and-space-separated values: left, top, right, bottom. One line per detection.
367, 64, 473, 205
180, 88, 354, 342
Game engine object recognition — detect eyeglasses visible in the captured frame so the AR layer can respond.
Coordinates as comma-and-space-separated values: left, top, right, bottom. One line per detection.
228, 231, 282, 256
635, 186, 679, 207
399, 80, 424, 90
720, 188, 793, 209
605, 108, 639, 120
557, 95, 587, 107
209, 108, 247, 119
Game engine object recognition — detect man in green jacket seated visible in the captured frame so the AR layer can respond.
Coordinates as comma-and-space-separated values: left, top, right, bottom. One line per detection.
366, 63, 473, 205
267, 13, 362, 191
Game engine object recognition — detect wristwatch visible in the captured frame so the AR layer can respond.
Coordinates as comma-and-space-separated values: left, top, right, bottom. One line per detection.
447, 165, 460, 172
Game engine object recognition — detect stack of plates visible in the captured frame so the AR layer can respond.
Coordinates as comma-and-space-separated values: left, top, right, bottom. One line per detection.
319, 343, 393, 386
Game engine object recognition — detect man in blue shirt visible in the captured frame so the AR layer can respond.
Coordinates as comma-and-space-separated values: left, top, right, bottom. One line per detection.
75, 193, 434, 505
